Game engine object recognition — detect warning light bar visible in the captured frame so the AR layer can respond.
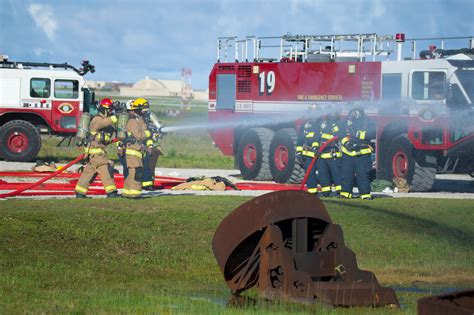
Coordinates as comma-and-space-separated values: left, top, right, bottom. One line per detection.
395, 33, 405, 43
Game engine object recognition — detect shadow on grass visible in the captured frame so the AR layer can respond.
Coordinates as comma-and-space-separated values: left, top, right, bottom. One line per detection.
324, 199, 474, 249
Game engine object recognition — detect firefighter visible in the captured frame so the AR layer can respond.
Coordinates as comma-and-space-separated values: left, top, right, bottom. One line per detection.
340, 107, 375, 200
315, 111, 343, 197
141, 101, 163, 191
75, 98, 119, 198
296, 107, 321, 194
122, 98, 152, 199
116, 100, 134, 179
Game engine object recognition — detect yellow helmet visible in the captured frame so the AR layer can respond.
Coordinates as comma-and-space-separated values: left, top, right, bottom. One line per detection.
133, 98, 149, 110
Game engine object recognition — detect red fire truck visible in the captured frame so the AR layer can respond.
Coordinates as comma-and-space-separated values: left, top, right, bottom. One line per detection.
208, 33, 474, 191
0, 55, 96, 161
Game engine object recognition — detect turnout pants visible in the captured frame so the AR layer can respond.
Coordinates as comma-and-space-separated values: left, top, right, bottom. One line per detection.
118, 153, 128, 178
75, 153, 117, 195
341, 153, 372, 198
303, 157, 318, 194
142, 148, 160, 188
316, 157, 342, 196
123, 153, 143, 198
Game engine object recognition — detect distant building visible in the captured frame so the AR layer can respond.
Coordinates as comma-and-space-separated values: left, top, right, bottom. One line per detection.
120, 76, 188, 97
193, 89, 208, 101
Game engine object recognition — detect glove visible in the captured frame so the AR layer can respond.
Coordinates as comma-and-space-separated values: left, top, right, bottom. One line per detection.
152, 132, 160, 141
345, 141, 358, 151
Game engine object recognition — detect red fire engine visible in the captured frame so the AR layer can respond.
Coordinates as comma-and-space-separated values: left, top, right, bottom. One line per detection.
208, 33, 474, 191
0, 55, 96, 162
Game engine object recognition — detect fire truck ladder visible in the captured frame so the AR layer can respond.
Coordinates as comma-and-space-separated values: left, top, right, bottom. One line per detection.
217, 33, 395, 63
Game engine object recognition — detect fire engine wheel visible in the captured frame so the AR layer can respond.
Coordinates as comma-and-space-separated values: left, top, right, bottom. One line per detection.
269, 128, 304, 183
386, 135, 437, 192
237, 128, 274, 180
0, 120, 41, 162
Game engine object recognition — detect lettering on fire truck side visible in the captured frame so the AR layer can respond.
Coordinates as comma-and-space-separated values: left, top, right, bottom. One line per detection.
297, 95, 343, 101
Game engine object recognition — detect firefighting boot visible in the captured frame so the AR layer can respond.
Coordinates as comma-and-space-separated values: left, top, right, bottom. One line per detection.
75, 193, 90, 199
329, 191, 340, 198
106, 191, 120, 198
361, 194, 374, 200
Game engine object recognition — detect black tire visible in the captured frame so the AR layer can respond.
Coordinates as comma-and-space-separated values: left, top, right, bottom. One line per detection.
269, 128, 304, 183
236, 128, 274, 180
385, 135, 437, 192
0, 120, 41, 162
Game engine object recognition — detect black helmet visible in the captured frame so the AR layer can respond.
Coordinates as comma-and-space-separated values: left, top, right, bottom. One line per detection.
348, 107, 365, 120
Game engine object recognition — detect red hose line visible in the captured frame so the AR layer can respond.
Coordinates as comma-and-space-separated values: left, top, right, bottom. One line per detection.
0, 154, 85, 198
300, 137, 339, 191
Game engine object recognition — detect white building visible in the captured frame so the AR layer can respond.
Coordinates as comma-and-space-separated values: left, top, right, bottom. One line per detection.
120, 77, 186, 97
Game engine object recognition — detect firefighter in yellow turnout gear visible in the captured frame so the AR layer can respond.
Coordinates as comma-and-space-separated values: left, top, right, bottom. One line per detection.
75, 98, 119, 198
141, 100, 163, 190
122, 98, 152, 198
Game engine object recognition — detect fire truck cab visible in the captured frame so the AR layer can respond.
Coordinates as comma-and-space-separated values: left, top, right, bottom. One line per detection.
0, 55, 96, 161
208, 33, 474, 191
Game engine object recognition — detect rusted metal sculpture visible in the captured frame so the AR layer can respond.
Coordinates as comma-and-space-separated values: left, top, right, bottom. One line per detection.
212, 190, 399, 307
418, 289, 474, 315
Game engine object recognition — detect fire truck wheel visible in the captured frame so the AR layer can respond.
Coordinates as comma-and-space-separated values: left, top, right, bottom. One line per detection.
386, 135, 436, 192
0, 120, 42, 162
269, 128, 304, 183
237, 128, 274, 180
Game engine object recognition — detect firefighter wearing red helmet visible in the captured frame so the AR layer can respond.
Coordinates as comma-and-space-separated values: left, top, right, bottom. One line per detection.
122, 98, 152, 198
75, 98, 119, 198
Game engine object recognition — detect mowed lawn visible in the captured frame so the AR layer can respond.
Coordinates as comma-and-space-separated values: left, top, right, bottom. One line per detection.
0, 196, 473, 314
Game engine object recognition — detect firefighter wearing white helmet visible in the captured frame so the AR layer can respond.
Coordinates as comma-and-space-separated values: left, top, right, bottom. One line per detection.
122, 98, 152, 198
140, 99, 163, 190
116, 99, 135, 178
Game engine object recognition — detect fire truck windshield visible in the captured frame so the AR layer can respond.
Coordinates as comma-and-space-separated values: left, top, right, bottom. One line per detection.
456, 70, 474, 105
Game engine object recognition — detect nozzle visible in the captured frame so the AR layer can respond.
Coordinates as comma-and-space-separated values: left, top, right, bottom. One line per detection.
158, 127, 167, 136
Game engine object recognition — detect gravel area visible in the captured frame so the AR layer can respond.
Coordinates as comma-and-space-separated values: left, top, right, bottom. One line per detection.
1, 161, 473, 200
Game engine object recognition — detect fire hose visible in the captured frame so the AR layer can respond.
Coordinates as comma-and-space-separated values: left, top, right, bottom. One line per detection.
0, 154, 85, 199
300, 136, 339, 191
1, 138, 339, 198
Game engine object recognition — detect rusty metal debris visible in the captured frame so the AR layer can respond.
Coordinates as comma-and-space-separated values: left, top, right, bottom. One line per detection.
418, 289, 474, 315
212, 190, 399, 307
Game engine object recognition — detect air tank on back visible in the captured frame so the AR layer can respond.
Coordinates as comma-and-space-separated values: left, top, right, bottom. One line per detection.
76, 112, 91, 142
116, 112, 129, 141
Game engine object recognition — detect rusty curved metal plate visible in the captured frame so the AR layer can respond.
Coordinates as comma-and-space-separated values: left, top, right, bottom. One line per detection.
212, 190, 331, 291
212, 190, 399, 307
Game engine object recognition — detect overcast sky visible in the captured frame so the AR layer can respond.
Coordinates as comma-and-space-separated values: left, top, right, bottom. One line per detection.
1, 0, 473, 89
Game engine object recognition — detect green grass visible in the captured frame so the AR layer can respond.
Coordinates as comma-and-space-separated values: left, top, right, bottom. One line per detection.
36, 106, 234, 169
1, 197, 473, 314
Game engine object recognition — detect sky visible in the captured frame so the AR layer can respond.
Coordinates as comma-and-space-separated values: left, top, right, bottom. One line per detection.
1, 0, 473, 89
